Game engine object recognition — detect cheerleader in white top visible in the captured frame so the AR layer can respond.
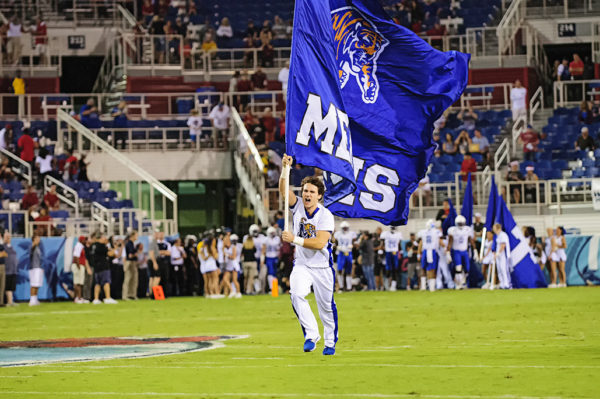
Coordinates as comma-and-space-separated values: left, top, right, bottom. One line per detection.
481, 230, 495, 289
552, 227, 568, 287
545, 228, 557, 287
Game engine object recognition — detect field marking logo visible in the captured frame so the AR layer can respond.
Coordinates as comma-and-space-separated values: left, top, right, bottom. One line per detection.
0, 335, 247, 367
332, 6, 389, 104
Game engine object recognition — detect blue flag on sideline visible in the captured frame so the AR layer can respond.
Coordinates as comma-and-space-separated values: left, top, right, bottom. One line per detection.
484, 175, 498, 230
461, 173, 473, 226
493, 186, 547, 288
285, 0, 470, 225
442, 198, 457, 236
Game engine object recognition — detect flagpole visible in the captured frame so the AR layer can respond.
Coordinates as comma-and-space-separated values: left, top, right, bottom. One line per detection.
283, 164, 291, 232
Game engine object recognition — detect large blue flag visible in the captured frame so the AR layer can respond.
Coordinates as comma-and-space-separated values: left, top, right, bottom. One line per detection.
442, 198, 457, 236
493, 186, 547, 288
286, 0, 470, 225
484, 175, 498, 230
461, 173, 473, 226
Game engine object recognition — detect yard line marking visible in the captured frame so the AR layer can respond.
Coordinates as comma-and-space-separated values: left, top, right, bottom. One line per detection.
0, 391, 592, 399
231, 357, 283, 360
34, 363, 600, 370
38, 370, 100, 373
0, 376, 33, 378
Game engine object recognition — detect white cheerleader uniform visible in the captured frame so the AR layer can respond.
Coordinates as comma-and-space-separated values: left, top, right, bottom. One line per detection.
224, 246, 240, 272
199, 246, 218, 274
552, 235, 567, 262
482, 239, 494, 265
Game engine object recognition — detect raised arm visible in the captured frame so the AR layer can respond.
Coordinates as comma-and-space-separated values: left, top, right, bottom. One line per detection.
279, 154, 297, 208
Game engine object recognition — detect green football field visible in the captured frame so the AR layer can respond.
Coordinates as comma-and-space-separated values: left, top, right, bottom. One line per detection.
1, 287, 599, 399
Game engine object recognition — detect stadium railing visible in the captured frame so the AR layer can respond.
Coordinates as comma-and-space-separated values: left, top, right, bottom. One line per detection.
529, 85, 545, 127
56, 108, 178, 228
553, 79, 600, 108
44, 175, 80, 219
456, 83, 514, 110
524, 0, 600, 17
0, 147, 32, 186
0, 33, 62, 77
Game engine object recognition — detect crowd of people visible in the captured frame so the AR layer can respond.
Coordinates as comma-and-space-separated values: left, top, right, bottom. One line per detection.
0, 209, 570, 307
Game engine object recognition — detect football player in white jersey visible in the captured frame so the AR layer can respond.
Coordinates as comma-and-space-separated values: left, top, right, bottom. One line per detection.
280, 154, 338, 356
265, 226, 282, 292
417, 219, 443, 291
380, 226, 402, 291
492, 224, 512, 289
333, 221, 357, 291
447, 215, 476, 289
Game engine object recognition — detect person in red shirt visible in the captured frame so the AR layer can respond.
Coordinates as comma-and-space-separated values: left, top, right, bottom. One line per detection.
21, 185, 39, 210
17, 129, 35, 164
43, 184, 60, 211
260, 107, 277, 144
519, 125, 540, 161
35, 207, 53, 236
32, 15, 47, 65
460, 152, 477, 182
569, 53, 584, 80
64, 149, 78, 180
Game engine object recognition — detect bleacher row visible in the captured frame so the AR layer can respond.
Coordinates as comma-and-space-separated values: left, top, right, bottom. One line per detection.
544, 107, 600, 180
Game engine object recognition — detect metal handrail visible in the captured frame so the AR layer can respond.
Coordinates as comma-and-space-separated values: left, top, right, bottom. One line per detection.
511, 115, 527, 157
495, 138, 511, 174
91, 201, 111, 233
553, 79, 600, 108
0, 148, 32, 185
43, 175, 80, 219
529, 86, 544, 126
57, 109, 178, 226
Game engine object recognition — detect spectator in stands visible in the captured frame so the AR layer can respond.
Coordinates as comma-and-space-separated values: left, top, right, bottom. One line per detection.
0, 124, 13, 151
557, 58, 570, 81
174, 17, 186, 36
0, 158, 14, 181
578, 100, 594, 124
442, 133, 457, 155
35, 147, 53, 188
519, 125, 540, 161
260, 41, 274, 67
426, 21, 446, 36
266, 162, 280, 188
278, 61, 289, 103
261, 107, 277, 143
3, 232, 17, 307
208, 102, 230, 148
28, 233, 43, 306
413, 175, 432, 206
111, 100, 128, 129
229, 70, 239, 93
216, 17, 233, 39
32, 15, 48, 65
187, 109, 203, 145
141, 0, 153, 20
242, 33, 257, 68
22, 184, 39, 214
157, 0, 168, 17
524, 166, 539, 203
80, 98, 101, 129
17, 128, 34, 169
64, 149, 78, 181
272, 15, 287, 40
259, 20, 273, 46
460, 152, 477, 181
35, 207, 52, 236
43, 184, 60, 211
575, 127, 596, 151
123, 230, 139, 301
11, 70, 25, 120
433, 110, 448, 132
510, 79, 527, 122
457, 104, 478, 131
471, 129, 490, 155
506, 160, 524, 204
432, 131, 442, 149
201, 31, 217, 58
245, 19, 259, 42
411, 19, 422, 34
237, 70, 252, 110
78, 154, 89, 182
569, 53, 584, 80
6, 16, 25, 65
436, 199, 451, 222
92, 232, 118, 304
149, 15, 166, 63
455, 129, 470, 154
251, 67, 268, 90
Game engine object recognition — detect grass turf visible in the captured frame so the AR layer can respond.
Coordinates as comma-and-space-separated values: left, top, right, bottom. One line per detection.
0, 287, 599, 399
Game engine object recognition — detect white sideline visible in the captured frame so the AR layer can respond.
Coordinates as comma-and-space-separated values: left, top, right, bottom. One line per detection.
0, 391, 592, 399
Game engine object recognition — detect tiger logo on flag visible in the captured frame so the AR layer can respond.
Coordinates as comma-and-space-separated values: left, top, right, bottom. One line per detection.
332, 7, 389, 104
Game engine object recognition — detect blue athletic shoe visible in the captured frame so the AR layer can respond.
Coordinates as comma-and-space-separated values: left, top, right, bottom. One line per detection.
323, 346, 336, 356
303, 338, 319, 352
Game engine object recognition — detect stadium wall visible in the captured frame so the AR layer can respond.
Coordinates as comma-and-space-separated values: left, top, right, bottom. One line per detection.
86, 151, 233, 181
10, 235, 600, 301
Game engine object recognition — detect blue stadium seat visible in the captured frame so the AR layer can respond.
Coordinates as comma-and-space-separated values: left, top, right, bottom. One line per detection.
571, 168, 585, 178
582, 158, 595, 168
552, 160, 568, 170
585, 167, 600, 177
50, 210, 70, 219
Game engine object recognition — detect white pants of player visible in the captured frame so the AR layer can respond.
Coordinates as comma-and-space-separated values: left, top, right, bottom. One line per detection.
496, 255, 512, 289
290, 264, 338, 348
436, 256, 455, 289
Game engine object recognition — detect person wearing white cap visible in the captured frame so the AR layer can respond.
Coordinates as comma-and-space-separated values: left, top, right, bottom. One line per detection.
524, 166, 539, 203
473, 212, 484, 247
574, 127, 596, 151
506, 161, 524, 204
